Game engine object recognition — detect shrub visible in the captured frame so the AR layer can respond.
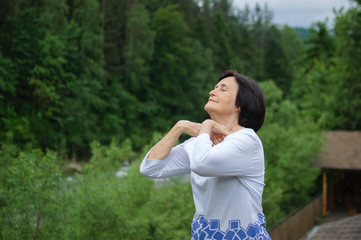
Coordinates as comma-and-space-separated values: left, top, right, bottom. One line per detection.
1, 150, 65, 240
85, 138, 137, 173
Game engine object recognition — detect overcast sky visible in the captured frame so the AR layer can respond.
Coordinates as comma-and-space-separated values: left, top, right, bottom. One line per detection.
232, 0, 355, 28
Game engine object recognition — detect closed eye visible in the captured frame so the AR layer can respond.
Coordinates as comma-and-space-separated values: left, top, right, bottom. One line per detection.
214, 84, 227, 91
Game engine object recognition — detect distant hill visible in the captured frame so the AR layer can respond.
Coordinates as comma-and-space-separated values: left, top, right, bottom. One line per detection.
293, 27, 311, 40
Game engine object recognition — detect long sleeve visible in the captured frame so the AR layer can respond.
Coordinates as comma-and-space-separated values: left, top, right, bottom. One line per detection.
187, 129, 264, 177
139, 139, 193, 178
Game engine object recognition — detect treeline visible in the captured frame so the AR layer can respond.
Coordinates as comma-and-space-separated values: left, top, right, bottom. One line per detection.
1, 0, 361, 239
0, 1, 360, 156
0, 0, 326, 157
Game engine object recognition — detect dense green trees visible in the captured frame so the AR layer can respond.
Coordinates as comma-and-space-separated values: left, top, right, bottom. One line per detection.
292, 2, 361, 130
1, 0, 360, 238
0, 0, 327, 154
0, 0, 106, 157
258, 81, 322, 223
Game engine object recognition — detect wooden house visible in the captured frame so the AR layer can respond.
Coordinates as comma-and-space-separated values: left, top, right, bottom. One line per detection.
310, 131, 361, 216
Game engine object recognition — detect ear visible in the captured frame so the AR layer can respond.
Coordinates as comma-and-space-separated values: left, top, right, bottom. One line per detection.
235, 107, 241, 112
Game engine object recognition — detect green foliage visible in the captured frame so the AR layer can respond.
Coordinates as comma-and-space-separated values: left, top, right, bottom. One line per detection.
333, 2, 361, 129
63, 167, 153, 240
264, 26, 293, 93
335, 3, 361, 70
0, 0, 319, 156
280, 26, 305, 63
292, 60, 347, 129
143, 183, 194, 239
0, 118, 320, 238
0, 54, 18, 142
85, 139, 137, 172
0, 0, 357, 156
62, 161, 193, 240
149, 4, 213, 128
0, 137, 194, 240
259, 81, 323, 226
291, 1, 361, 130
123, 2, 154, 92
305, 21, 335, 62
0, 143, 20, 209
1, 150, 65, 240
213, 10, 233, 71
0, 8, 46, 146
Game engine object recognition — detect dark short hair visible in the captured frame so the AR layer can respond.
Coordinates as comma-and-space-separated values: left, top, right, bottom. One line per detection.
218, 70, 266, 132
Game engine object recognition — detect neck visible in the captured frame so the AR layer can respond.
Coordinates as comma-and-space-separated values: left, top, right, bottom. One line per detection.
210, 114, 244, 133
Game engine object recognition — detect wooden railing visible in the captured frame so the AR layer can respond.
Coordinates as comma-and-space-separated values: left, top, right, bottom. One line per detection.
268, 194, 323, 240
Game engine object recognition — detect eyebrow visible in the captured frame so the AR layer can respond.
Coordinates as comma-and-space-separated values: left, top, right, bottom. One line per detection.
215, 83, 228, 88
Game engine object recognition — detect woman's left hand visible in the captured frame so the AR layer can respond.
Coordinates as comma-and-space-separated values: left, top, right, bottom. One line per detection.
210, 133, 226, 146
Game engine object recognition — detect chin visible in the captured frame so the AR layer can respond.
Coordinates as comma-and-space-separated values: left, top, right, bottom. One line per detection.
204, 103, 210, 112
204, 104, 213, 115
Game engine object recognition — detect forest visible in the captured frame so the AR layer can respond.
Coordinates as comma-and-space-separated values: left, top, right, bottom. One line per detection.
0, 0, 360, 239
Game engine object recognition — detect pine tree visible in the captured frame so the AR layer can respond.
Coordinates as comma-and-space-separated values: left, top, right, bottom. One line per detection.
264, 26, 293, 93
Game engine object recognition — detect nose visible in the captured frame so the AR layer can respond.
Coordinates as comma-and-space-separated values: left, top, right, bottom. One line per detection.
209, 89, 216, 96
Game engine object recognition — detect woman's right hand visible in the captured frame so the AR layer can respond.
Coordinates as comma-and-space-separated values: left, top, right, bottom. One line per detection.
148, 120, 200, 160
176, 120, 201, 137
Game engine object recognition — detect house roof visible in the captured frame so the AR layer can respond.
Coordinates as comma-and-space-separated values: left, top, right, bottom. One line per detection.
309, 213, 361, 240
310, 131, 361, 170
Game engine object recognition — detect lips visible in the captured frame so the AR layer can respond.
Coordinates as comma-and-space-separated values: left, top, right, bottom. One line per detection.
208, 99, 216, 102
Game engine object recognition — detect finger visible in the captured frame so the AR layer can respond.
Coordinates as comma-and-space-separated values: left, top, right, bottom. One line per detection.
217, 135, 226, 144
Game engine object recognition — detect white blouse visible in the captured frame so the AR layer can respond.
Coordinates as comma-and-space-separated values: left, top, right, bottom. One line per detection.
140, 128, 271, 240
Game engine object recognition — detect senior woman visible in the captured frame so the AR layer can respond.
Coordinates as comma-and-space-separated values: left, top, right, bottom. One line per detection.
140, 70, 271, 240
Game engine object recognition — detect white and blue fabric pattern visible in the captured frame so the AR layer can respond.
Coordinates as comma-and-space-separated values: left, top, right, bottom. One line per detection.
192, 214, 271, 240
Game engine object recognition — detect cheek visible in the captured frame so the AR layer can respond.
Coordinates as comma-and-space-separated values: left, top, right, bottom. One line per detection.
226, 95, 237, 107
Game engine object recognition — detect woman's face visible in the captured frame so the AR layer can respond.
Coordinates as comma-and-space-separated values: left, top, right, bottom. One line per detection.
204, 76, 239, 117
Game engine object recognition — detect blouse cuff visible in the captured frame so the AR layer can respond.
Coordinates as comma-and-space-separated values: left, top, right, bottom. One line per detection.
140, 150, 167, 175
197, 133, 213, 145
